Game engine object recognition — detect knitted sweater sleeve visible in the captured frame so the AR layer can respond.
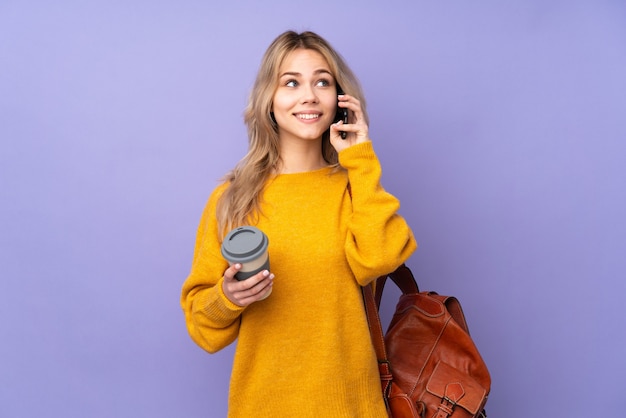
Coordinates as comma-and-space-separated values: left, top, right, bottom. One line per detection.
180, 184, 245, 354
338, 141, 417, 285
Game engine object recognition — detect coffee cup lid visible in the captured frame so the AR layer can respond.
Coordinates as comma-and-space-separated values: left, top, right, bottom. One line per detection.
221, 226, 269, 263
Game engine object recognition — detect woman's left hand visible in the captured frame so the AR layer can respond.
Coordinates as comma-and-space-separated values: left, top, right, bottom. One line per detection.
329, 94, 370, 152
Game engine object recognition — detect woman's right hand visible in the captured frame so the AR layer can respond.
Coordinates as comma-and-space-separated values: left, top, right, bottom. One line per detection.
222, 264, 274, 307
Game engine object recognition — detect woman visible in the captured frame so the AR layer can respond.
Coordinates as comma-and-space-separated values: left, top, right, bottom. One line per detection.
181, 30, 416, 417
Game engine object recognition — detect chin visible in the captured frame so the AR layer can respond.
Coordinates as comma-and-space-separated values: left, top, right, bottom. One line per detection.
281, 128, 327, 142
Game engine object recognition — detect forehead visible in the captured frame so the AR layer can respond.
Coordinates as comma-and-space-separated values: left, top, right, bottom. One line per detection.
278, 48, 331, 74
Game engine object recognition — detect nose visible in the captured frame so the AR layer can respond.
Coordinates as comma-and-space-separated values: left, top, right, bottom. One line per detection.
300, 84, 319, 104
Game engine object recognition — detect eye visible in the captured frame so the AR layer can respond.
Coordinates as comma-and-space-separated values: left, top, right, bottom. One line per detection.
285, 79, 298, 87
316, 78, 331, 87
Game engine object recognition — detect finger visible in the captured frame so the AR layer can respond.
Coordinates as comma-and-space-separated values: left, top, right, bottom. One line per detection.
331, 120, 365, 137
337, 95, 362, 112
223, 264, 256, 302
224, 263, 242, 281
238, 284, 272, 305
245, 269, 272, 286
337, 93, 360, 104
234, 270, 272, 292
330, 121, 349, 142
235, 272, 274, 302
249, 274, 273, 297
337, 106, 365, 130
330, 121, 345, 136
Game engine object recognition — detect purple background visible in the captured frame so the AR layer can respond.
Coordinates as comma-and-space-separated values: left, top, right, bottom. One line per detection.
2, 1, 625, 417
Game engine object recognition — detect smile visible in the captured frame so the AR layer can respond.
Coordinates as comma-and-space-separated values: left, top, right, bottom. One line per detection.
295, 113, 321, 120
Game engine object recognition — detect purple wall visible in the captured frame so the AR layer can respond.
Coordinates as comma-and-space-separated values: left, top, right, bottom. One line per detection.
2, 1, 625, 417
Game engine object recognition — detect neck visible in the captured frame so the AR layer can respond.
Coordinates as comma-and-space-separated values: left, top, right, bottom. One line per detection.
277, 138, 327, 174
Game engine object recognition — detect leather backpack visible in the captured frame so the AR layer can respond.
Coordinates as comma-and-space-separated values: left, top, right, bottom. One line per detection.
363, 264, 491, 418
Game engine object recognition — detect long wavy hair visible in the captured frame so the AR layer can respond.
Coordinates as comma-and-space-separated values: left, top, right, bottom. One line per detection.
216, 30, 367, 238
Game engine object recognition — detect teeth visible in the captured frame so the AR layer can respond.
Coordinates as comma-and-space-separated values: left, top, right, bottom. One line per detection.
297, 114, 320, 120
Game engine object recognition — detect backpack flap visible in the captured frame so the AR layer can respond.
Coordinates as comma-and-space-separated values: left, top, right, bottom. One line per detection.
425, 361, 488, 416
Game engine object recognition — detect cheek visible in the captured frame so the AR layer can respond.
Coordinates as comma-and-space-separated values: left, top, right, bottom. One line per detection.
272, 92, 294, 113
322, 96, 338, 120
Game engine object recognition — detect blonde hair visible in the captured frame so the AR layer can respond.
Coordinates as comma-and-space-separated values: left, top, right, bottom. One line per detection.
216, 30, 367, 237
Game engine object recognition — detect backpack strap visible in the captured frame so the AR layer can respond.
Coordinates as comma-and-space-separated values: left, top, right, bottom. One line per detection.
362, 281, 393, 401
374, 263, 419, 309
363, 264, 419, 398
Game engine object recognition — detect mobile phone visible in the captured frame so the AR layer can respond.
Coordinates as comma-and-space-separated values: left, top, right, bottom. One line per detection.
335, 85, 348, 139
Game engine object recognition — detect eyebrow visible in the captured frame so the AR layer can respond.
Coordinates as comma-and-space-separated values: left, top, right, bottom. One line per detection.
279, 69, 333, 78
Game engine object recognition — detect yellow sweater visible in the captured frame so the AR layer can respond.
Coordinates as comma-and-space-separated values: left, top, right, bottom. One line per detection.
181, 141, 417, 417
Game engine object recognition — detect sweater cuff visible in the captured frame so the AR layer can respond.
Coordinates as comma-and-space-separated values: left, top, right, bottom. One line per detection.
337, 141, 382, 195
337, 141, 376, 168
200, 278, 245, 324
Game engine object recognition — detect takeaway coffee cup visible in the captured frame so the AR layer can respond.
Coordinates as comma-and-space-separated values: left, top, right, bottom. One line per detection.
221, 226, 270, 281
